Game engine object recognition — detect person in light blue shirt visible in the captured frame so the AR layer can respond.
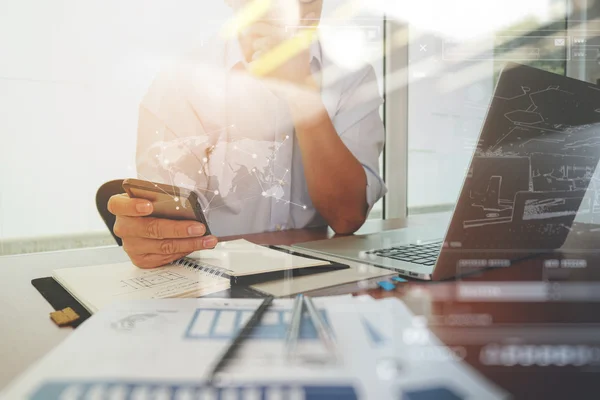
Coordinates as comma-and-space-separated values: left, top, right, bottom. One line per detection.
108, 0, 386, 268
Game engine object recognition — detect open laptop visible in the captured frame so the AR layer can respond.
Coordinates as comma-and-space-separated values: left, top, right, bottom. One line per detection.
294, 62, 600, 280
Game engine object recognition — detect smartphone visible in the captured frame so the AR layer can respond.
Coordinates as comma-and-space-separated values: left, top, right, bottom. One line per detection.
122, 178, 211, 235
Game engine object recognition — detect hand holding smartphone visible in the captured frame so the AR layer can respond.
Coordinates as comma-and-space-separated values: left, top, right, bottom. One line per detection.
122, 178, 211, 234
106, 179, 216, 269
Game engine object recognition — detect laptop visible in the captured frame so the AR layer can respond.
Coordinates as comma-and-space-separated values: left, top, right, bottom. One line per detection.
294, 62, 600, 280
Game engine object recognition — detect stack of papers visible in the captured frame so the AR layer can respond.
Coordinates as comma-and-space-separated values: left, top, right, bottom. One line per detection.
2, 296, 507, 399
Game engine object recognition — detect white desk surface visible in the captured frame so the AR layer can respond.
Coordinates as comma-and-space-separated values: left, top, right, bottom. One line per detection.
0, 245, 129, 390
0, 244, 392, 390
0, 214, 449, 390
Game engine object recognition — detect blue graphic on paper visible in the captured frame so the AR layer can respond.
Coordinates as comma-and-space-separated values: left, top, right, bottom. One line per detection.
29, 381, 358, 400
184, 307, 387, 345
402, 386, 464, 400
361, 317, 386, 345
184, 308, 330, 340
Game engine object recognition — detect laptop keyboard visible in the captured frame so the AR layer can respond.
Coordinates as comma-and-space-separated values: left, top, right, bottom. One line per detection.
366, 240, 443, 266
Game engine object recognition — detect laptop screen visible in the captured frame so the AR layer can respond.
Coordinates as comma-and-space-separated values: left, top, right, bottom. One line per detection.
443, 62, 600, 256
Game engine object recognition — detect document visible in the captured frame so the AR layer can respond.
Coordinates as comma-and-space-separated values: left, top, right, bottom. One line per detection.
52, 262, 230, 313
330, 298, 508, 399
2, 297, 507, 399
51, 240, 335, 313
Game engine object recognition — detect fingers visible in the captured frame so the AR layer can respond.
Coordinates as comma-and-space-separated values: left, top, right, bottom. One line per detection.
114, 216, 208, 240
125, 235, 219, 269
130, 252, 190, 269
123, 235, 219, 256
122, 232, 219, 269
111, 195, 219, 269
108, 193, 153, 217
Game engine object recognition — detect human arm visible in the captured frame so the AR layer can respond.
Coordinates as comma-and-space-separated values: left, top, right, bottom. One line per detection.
288, 87, 370, 234
245, 24, 386, 234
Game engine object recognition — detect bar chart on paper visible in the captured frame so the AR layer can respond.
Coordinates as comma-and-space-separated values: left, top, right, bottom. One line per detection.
29, 381, 360, 400
184, 308, 329, 340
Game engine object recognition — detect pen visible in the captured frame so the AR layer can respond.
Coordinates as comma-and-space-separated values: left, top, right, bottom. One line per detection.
303, 296, 337, 356
206, 296, 274, 386
285, 294, 304, 359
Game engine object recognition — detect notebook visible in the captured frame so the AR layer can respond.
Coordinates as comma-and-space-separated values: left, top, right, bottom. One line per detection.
52, 261, 230, 313
185, 239, 333, 277
52, 239, 336, 313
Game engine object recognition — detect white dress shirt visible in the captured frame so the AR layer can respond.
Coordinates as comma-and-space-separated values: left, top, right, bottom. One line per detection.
136, 35, 387, 237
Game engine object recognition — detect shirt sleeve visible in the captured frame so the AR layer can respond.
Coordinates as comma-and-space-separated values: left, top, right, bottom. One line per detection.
331, 65, 388, 214
135, 62, 226, 211
136, 65, 209, 180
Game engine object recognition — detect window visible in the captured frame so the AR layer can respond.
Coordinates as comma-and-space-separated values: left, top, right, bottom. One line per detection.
0, 2, 234, 255
403, 0, 570, 215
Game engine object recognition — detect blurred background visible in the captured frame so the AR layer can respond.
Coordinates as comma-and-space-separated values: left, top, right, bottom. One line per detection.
1, 0, 599, 255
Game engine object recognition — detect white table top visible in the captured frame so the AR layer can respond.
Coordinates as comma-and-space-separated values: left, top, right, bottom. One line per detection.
0, 214, 452, 390
0, 245, 130, 390
0, 243, 391, 390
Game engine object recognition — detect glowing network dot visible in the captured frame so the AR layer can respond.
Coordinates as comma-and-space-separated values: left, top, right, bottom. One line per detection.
198, 170, 203, 174
154, 184, 158, 187
262, 192, 267, 196
155, 130, 159, 134
174, 197, 179, 202
303, 205, 307, 210
252, 153, 257, 159
202, 157, 208, 163
164, 159, 170, 165
285, 135, 290, 139
214, 190, 219, 195
176, 206, 180, 210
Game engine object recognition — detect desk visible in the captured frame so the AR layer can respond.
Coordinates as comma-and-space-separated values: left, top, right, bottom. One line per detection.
0, 214, 440, 390
2, 212, 599, 399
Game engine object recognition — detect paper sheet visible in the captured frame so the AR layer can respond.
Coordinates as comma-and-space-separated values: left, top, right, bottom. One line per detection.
2, 297, 508, 400
52, 263, 229, 313
330, 298, 508, 399
188, 239, 330, 276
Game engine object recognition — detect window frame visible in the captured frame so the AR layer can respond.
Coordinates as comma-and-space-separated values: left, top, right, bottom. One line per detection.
383, 5, 571, 219
382, 18, 409, 219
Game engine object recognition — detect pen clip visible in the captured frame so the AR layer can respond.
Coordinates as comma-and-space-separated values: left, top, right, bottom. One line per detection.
303, 296, 337, 358
285, 294, 304, 360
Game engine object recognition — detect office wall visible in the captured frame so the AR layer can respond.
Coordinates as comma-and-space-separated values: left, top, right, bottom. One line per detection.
0, 1, 232, 241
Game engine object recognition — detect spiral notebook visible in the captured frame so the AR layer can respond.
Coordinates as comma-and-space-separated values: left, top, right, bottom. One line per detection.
52, 240, 345, 313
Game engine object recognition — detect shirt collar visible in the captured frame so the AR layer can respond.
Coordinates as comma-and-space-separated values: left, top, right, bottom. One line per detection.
225, 33, 323, 71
